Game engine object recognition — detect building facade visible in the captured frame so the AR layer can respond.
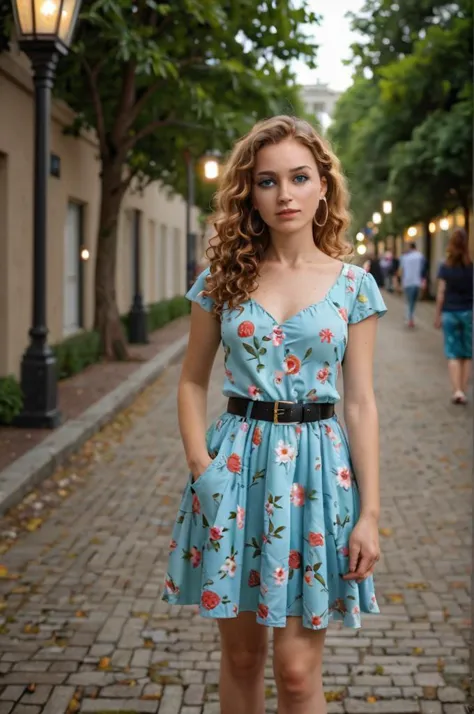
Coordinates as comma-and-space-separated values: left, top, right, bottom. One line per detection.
0, 47, 200, 378
299, 83, 342, 130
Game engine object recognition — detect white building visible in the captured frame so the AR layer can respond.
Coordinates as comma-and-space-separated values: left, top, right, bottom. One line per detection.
300, 83, 342, 130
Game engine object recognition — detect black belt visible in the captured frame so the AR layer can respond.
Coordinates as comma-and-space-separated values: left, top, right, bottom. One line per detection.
227, 397, 335, 425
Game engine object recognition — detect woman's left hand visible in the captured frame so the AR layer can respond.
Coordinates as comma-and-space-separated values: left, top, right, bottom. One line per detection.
342, 515, 380, 583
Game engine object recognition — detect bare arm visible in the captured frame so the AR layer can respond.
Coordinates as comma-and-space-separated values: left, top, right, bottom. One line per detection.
434, 278, 446, 327
178, 303, 221, 480
342, 315, 381, 581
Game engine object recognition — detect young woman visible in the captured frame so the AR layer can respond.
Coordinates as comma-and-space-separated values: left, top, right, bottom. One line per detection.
434, 228, 473, 405
162, 116, 387, 714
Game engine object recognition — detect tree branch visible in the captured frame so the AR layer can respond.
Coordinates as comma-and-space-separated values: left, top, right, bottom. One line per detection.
112, 60, 137, 146
122, 116, 178, 153
82, 58, 108, 160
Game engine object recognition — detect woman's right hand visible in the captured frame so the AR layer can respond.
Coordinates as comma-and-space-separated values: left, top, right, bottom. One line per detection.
189, 454, 213, 483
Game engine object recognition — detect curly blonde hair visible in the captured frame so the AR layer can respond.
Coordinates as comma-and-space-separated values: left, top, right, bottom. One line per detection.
203, 115, 352, 318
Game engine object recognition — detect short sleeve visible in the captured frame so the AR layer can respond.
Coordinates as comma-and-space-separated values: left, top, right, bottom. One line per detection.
437, 262, 447, 280
349, 271, 387, 325
185, 267, 214, 313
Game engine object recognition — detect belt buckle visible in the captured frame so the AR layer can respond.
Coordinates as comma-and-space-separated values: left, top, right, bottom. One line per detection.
273, 400, 297, 425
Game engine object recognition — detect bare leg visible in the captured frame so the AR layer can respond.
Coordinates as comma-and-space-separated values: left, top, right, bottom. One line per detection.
447, 359, 463, 396
273, 617, 327, 714
461, 360, 472, 395
218, 612, 268, 714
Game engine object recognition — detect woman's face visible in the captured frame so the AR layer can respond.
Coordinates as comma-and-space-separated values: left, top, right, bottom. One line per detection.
251, 138, 327, 235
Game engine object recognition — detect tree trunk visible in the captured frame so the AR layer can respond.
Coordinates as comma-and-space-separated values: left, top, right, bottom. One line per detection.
423, 221, 432, 298
94, 162, 129, 360
464, 205, 470, 236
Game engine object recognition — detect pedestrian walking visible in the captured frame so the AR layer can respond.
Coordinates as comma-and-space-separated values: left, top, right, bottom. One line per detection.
380, 250, 395, 292
363, 252, 385, 287
399, 242, 427, 327
162, 115, 387, 714
434, 228, 473, 405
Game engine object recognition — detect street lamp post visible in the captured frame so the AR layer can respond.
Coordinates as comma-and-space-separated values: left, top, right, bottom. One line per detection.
11, 0, 83, 428
184, 150, 197, 292
128, 209, 148, 344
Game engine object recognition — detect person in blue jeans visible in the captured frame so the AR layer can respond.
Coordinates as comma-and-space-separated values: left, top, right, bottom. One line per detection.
434, 228, 473, 404
399, 242, 427, 327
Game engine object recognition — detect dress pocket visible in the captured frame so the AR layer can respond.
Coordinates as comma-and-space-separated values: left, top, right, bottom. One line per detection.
191, 447, 232, 525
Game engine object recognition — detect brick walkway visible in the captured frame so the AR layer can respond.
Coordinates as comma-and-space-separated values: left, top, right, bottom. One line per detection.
0, 293, 471, 713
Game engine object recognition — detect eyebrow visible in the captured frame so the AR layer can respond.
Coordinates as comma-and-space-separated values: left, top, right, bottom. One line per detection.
256, 165, 312, 176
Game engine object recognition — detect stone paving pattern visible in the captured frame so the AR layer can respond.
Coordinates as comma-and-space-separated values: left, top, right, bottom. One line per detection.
0, 292, 471, 713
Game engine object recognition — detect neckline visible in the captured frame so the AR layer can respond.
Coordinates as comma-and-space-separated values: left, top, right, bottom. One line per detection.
249, 262, 346, 327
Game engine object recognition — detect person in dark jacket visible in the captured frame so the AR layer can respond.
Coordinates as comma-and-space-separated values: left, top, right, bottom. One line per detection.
434, 228, 473, 404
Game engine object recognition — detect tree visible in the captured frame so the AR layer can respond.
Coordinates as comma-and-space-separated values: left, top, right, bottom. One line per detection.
2, 0, 319, 358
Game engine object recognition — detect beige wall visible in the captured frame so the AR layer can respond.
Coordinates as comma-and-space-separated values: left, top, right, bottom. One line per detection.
0, 48, 199, 378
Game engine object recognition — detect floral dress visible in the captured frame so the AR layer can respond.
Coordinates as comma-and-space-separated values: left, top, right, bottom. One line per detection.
162, 262, 387, 631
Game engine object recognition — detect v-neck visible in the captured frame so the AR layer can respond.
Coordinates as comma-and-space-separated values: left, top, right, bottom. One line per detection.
249, 263, 346, 327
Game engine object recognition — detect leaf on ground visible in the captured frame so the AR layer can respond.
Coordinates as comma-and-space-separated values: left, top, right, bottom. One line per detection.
26, 518, 43, 532
98, 657, 111, 670
0, 566, 8, 578
67, 697, 81, 713
386, 593, 404, 604
374, 665, 385, 675
437, 658, 445, 671
413, 647, 424, 656
24, 683, 36, 694
75, 610, 87, 618
23, 624, 40, 634
378, 528, 393, 537
141, 693, 163, 700
406, 582, 430, 590
367, 696, 378, 703
324, 690, 345, 702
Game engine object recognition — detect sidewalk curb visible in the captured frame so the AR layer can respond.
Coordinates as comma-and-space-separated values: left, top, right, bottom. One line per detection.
0, 333, 189, 517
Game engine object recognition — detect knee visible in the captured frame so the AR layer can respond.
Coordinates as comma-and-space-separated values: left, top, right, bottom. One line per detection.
274, 660, 321, 701
224, 645, 267, 680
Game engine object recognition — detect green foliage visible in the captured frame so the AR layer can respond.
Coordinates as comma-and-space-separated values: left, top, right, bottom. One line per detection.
0, 376, 23, 425
329, 0, 472, 235
53, 331, 102, 379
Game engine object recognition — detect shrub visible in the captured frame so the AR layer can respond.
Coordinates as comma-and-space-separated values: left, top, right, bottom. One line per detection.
53, 330, 101, 379
0, 375, 23, 424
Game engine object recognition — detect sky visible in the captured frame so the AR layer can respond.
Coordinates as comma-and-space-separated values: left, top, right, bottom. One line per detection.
292, 0, 365, 92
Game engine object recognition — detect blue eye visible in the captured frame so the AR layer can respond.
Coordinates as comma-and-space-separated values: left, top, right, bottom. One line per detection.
258, 178, 275, 188
294, 174, 309, 183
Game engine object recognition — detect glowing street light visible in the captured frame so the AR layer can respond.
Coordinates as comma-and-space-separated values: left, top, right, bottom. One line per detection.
429, 222, 436, 233
440, 218, 450, 231
382, 200, 392, 214
372, 212, 382, 225
407, 226, 417, 238
356, 232, 365, 242
203, 158, 219, 181
356, 244, 367, 255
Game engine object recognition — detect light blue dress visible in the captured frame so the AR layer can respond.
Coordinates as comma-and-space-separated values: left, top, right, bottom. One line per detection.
162, 263, 387, 630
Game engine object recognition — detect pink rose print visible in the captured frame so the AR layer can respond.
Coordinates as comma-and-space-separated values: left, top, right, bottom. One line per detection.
283, 354, 301, 375
252, 426, 262, 446
233, 604, 239, 615
336, 466, 352, 490
274, 370, 284, 385
308, 531, 324, 547
248, 569, 261, 587
290, 483, 305, 507
260, 582, 269, 596
209, 526, 224, 541
338, 546, 350, 557
319, 328, 335, 344
236, 505, 245, 530
304, 567, 313, 586
248, 385, 263, 400
324, 424, 336, 440
346, 268, 356, 282
289, 550, 301, 569
273, 567, 287, 586
317, 366, 330, 384
227, 453, 242, 473
192, 493, 201, 515
271, 326, 286, 346
338, 307, 348, 322
353, 605, 360, 615
311, 614, 322, 628
164, 576, 180, 596
238, 320, 255, 338
264, 500, 274, 517
220, 556, 237, 578
201, 590, 221, 610
190, 546, 201, 568
240, 422, 249, 432
258, 603, 269, 619
225, 369, 235, 384
169, 539, 177, 552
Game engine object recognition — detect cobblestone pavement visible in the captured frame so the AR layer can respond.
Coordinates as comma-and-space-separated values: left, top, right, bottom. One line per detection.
0, 293, 471, 714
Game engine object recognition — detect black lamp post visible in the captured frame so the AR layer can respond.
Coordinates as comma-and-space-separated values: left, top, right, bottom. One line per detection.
11, 0, 83, 428
128, 209, 148, 344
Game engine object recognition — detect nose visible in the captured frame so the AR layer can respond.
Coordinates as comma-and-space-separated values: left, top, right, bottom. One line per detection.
277, 180, 292, 204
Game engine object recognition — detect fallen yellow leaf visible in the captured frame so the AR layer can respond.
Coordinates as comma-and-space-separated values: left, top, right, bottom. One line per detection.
374, 665, 385, 675
413, 647, 424, 656
75, 611, 87, 618
67, 697, 81, 713
0, 566, 8, 578
386, 593, 404, 604
379, 528, 393, 537
98, 657, 111, 670
367, 696, 378, 704
26, 518, 43, 532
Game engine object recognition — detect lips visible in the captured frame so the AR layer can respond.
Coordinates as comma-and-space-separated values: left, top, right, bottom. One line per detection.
277, 210, 300, 216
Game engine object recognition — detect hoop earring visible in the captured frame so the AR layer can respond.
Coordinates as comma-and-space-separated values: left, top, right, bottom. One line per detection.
314, 197, 329, 227
250, 207, 265, 237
